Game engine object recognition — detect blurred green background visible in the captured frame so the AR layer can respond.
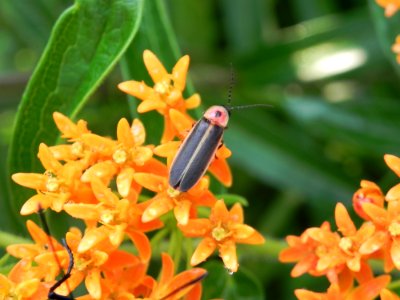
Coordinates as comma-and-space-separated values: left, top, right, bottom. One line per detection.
1, 0, 400, 298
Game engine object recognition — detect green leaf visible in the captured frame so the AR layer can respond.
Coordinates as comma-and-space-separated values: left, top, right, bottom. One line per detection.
7, 0, 144, 220
202, 261, 264, 300
369, 0, 400, 74
217, 193, 249, 206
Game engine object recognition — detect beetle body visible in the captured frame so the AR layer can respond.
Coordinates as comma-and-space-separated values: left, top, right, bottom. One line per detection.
169, 105, 229, 192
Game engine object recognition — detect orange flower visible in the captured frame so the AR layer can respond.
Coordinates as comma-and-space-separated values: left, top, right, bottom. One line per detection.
381, 288, 400, 300
118, 50, 201, 143
376, 0, 400, 17
279, 221, 331, 277
147, 253, 206, 300
295, 275, 390, 300
393, 35, 400, 64
360, 200, 400, 271
179, 199, 264, 273
133, 172, 216, 225
352, 180, 384, 220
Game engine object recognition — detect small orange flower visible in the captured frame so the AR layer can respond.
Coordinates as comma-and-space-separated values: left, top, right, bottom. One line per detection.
352, 180, 384, 220
148, 253, 206, 300
179, 199, 264, 273
279, 221, 331, 277
376, 0, 400, 17
133, 172, 216, 225
118, 50, 201, 143
295, 275, 390, 300
360, 200, 400, 271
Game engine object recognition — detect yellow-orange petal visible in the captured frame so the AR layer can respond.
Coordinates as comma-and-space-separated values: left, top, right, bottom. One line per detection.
0, 273, 11, 294
133, 172, 167, 192
164, 268, 207, 300
219, 240, 238, 273
80, 134, 115, 155
231, 224, 256, 240
143, 50, 169, 83
153, 141, 181, 159
385, 3, 399, 17
185, 93, 201, 110
294, 288, 323, 300
381, 288, 400, 300
390, 241, 400, 269
169, 109, 194, 136
385, 154, 400, 177
90, 176, 118, 205
237, 230, 265, 245
174, 200, 192, 225
7, 244, 39, 259
291, 256, 316, 277
335, 202, 356, 236
172, 55, 189, 91
132, 118, 146, 145
142, 196, 174, 222
350, 275, 391, 300
81, 161, 118, 183
211, 200, 229, 221
159, 253, 175, 286
118, 80, 153, 100
78, 228, 107, 253
38, 143, 62, 172
191, 237, 216, 266
126, 230, 151, 263
137, 98, 166, 113
386, 183, 400, 201
133, 146, 153, 166
116, 167, 135, 198
63, 203, 100, 220
49, 145, 77, 161
53, 112, 89, 139
26, 220, 61, 247
359, 231, 387, 254
229, 203, 244, 224
362, 202, 389, 227
216, 144, 232, 159
208, 157, 232, 187
117, 118, 135, 148
20, 194, 53, 215
86, 269, 102, 299
12, 173, 47, 190
178, 219, 212, 237
15, 278, 40, 297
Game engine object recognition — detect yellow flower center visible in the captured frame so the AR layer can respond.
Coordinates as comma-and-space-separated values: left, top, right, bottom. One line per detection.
154, 80, 171, 95
46, 177, 59, 192
167, 187, 180, 198
339, 237, 353, 252
71, 141, 84, 156
212, 227, 229, 242
113, 149, 127, 164
101, 211, 114, 224
389, 221, 400, 236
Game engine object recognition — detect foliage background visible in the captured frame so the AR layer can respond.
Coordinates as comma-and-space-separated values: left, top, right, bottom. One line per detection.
0, 0, 400, 299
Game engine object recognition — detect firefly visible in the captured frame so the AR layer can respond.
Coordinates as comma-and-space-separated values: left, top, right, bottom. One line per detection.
169, 103, 271, 192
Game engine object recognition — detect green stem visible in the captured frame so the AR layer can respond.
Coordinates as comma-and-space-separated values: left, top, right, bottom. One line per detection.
0, 230, 31, 247
240, 237, 287, 259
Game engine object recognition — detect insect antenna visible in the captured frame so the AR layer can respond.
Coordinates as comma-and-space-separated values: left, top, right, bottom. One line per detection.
227, 62, 236, 107
37, 209, 74, 300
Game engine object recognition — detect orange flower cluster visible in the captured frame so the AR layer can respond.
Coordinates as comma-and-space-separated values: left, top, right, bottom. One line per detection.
392, 35, 400, 64
280, 154, 400, 299
5, 50, 264, 299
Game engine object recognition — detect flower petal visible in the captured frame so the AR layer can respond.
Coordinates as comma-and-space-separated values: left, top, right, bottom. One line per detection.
116, 167, 135, 198
86, 269, 102, 299
143, 50, 169, 83
386, 183, 400, 202
219, 240, 238, 273
126, 230, 151, 263
191, 237, 216, 266
208, 158, 232, 187
172, 55, 189, 91
174, 200, 192, 225
133, 172, 167, 192
185, 93, 201, 109
118, 80, 153, 100
117, 118, 135, 148
178, 219, 212, 237
12, 173, 47, 190
142, 196, 174, 222
335, 202, 356, 236
385, 154, 400, 177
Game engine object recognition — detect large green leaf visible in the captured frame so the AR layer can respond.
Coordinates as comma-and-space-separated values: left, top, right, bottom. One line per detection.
7, 0, 144, 223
